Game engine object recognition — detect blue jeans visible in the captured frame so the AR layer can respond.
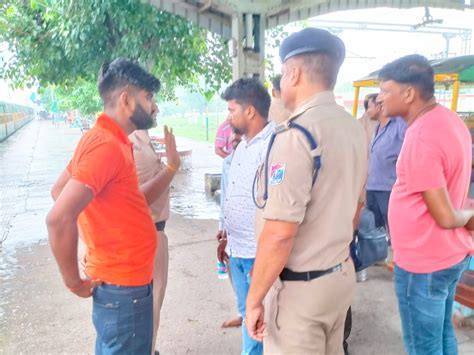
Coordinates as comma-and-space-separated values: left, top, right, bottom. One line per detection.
93, 283, 153, 355
366, 190, 391, 229
394, 256, 471, 355
228, 257, 263, 355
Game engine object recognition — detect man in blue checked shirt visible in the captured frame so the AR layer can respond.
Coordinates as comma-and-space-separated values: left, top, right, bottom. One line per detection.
366, 93, 407, 231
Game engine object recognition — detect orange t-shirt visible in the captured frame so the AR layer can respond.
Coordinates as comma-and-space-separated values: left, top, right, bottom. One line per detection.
68, 113, 157, 286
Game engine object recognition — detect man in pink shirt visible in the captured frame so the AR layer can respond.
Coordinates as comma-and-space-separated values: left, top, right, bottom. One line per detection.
378, 54, 474, 355
215, 118, 234, 158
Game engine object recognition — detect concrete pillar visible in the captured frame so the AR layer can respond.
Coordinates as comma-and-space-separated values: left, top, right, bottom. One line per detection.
257, 14, 265, 79
230, 13, 265, 81
231, 14, 244, 80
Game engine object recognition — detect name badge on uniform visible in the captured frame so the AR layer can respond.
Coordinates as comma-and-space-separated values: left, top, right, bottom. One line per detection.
270, 164, 285, 185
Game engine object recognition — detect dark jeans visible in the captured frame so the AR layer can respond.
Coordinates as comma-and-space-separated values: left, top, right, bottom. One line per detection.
93, 283, 153, 355
394, 257, 471, 355
366, 190, 391, 229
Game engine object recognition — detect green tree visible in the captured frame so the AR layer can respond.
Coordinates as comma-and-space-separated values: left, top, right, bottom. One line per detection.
0, 0, 231, 98
265, 25, 289, 79
56, 80, 102, 117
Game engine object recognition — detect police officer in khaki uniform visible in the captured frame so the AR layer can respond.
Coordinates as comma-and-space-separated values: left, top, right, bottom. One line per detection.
246, 28, 368, 354
269, 75, 292, 125
129, 127, 180, 355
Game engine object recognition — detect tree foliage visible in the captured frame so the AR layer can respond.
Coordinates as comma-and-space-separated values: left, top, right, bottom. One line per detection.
0, 0, 231, 99
265, 25, 289, 79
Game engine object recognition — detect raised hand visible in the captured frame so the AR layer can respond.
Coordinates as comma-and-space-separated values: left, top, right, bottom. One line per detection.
164, 125, 180, 171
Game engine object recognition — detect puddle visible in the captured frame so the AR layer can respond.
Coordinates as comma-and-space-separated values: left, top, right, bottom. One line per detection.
171, 168, 220, 220
167, 137, 222, 220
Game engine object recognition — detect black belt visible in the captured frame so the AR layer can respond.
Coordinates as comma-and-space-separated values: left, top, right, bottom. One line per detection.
155, 221, 166, 231
280, 263, 342, 281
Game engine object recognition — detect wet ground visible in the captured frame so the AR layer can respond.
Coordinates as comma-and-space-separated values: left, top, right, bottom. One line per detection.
0, 120, 473, 354
162, 136, 222, 220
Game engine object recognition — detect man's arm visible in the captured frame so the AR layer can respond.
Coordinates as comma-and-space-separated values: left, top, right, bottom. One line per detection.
140, 126, 180, 204
214, 123, 230, 159
246, 220, 298, 340
140, 167, 176, 204
215, 147, 229, 159
423, 187, 474, 229
51, 169, 71, 201
46, 179, 100, 297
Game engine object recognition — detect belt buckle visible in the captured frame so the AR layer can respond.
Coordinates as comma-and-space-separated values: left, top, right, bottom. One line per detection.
305, 271, 311, 281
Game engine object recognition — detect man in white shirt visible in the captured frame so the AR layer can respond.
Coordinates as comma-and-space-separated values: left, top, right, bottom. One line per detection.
218, 78, 274, 355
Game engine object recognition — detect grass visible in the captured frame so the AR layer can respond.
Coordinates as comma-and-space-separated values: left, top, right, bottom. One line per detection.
150, 113, 224, 143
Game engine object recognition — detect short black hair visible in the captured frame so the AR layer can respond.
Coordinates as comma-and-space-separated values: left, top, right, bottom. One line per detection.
364, 93, 378, 111
97, 58, 161, 103
378, 54, 434, 100
298, 53, 341, 89
221, 78, 271, 119
272, 75, 282, 92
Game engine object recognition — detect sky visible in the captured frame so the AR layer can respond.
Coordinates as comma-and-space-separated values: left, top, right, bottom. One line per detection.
268, 6, 474, 86
326, 7, 473, 84
263, 6, 474, 113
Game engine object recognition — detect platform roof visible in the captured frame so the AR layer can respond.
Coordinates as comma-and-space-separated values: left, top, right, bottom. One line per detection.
149, 0, 473, 39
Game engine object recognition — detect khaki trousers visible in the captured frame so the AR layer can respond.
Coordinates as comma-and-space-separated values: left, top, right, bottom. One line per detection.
151, 231, 169, 354
264, 258, 355, 355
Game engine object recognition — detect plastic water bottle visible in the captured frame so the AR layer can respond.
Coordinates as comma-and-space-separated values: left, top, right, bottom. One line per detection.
217, 260, 228, 280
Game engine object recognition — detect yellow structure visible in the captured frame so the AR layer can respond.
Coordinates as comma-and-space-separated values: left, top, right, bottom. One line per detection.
352, 55, 474, 117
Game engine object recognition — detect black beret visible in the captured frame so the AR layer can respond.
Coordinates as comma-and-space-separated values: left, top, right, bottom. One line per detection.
279, 27, 345, 64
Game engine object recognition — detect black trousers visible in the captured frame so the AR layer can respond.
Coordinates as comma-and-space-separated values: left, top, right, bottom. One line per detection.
343, 306, 352, 355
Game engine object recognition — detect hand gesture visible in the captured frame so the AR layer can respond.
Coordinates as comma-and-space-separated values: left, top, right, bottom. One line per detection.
68, 278, 102, 298
164, 125, 180, 171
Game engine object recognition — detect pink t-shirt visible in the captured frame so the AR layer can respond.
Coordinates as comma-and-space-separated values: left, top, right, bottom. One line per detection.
214, 120, 233, 154
388, 104, 473, 273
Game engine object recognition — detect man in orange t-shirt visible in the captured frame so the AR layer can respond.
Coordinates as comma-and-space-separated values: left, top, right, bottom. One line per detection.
47, 58, 163, 354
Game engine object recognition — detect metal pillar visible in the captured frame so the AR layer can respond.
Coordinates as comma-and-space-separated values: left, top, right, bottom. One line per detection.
230, 13, 265, 81
461, 30, 472, 55
443, 33, 456, 58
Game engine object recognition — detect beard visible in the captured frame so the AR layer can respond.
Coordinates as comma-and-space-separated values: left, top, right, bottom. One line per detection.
130, 103, 154, 130
231, 125, 245, 136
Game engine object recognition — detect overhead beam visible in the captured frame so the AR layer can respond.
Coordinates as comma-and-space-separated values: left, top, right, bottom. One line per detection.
266, 0, 473, 29
148, 0, 232, 39
150, 1, 473, 35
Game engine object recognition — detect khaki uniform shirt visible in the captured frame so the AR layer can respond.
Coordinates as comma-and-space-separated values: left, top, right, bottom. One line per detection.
358, 112, 377, 150
255, 91, 367, 271
357, 112, 376, 202
129, 130, 170, 223
269, 97, 292, 125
